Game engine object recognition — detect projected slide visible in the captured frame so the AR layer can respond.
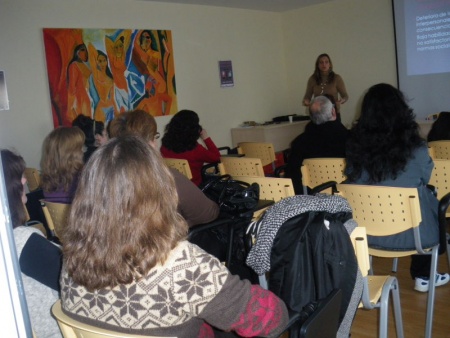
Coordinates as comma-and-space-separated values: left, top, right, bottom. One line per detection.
404, 1, 450, 75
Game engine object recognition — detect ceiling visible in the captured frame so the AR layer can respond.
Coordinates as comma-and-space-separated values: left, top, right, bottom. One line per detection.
138, 0, 334, 12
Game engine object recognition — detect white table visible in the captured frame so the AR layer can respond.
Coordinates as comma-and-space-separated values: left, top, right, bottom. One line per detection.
231, 121, 308, 152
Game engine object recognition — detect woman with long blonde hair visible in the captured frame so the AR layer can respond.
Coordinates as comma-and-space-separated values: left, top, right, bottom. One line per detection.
40, 126, 85, 203
60, 135, 288, 337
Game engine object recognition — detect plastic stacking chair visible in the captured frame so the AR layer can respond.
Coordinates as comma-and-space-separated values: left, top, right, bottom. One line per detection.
24, 167, 41, 192
428, 140, 450, 160
232, 176, 295, 220
163, 158, 193, 180
246, 193, 361, 337
237, 142, 281, 175
350, 227, 404, 338
429, 159, 450, 214
335, 184, 440, 338
52, 300, 176, 338
218, 156, 265, 177
428, 158, 450, 268
40, 200, 70, 241
301, 158, 346, 194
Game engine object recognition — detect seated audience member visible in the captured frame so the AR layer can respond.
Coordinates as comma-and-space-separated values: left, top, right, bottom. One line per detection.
1, 149, 62, 338
40, 126, 85, 203
60, 135, 288, 337
427, 111, 450, 142
109, 110, 219, 226
286, 95, 349, 194
72, 114, 107, 162
345, 83, 449, 292
160, 109, 220, 186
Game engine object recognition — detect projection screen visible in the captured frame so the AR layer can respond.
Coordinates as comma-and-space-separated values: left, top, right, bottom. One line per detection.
392, 0, 450, 120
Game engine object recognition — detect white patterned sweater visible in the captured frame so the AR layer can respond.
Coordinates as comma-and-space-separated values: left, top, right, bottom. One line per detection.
60, 240, 288, 338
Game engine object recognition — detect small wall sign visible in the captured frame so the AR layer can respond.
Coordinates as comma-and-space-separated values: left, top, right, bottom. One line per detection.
219, 60, 234, 87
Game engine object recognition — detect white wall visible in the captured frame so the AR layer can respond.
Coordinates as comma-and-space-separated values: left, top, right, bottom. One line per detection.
0, 0, 396, 167
283, 0, 397, 128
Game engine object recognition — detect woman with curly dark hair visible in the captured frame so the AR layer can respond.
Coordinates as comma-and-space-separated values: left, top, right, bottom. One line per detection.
345, 83, 449, 292
160, 109, 220, 186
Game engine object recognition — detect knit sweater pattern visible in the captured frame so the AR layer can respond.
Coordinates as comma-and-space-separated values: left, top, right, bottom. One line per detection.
61, 241, 287, 337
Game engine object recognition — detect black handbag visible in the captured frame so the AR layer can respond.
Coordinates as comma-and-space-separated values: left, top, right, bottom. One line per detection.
201, 174, 260, 217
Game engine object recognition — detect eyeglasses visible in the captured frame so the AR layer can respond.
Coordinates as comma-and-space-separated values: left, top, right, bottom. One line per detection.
154, 132, 160, 140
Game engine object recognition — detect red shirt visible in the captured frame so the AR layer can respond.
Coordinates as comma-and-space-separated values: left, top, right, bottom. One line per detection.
160, 137, 220, 186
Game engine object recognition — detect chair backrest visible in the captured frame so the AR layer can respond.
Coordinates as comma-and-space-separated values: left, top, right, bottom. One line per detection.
52, 300, 175, 338
429, 159, 450, 200
428, 140, 450, 160
428, 145, 435, 160
40, 200, 70, 239
349, 227, 370, 278
218, 156, 265, 177
237, 142, 276, 167
336, 184, 422, 257
24, 167, 41, 192
232, 176, 295, 202
301, 158, 346, 194
336, 184, 421, 237
163, 158, 193, 180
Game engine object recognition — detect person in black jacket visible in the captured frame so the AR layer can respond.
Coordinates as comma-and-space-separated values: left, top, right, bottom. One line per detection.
427, 111, 450, 142
286, 95, 349, 194
72, 114, 105, 163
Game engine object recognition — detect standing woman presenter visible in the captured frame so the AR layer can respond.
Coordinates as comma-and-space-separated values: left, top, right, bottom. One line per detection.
303, 53, 348, 120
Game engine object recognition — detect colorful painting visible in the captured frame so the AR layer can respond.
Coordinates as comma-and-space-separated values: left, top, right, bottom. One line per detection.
43, 28, 177, 127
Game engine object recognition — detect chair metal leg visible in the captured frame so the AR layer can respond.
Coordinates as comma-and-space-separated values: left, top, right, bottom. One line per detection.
392, 257, 398, 273
424, 247, 439, 338
391, 278, 404, 338
379, 277, 395, 338
379, 276, 404, 338
258, 274, 268, 289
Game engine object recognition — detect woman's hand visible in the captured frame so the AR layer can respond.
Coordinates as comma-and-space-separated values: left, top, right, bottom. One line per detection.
302, 99, 311, 107
200, 129, 209, 140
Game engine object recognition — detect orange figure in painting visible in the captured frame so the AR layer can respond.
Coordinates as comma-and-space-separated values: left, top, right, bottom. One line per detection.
105, 30, 132, 113
67, 43, 92, 120
88, 44, 118, 123
132, 30, 172, 116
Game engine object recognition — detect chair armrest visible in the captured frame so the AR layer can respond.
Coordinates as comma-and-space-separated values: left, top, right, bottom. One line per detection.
279, 289, 342, 337
201, 162, 220, 176
427, 184, 437, 197
273, 164, 288, 178
188, 217, 233, 238
310, 181, 338, 195
218, 146, 231, 154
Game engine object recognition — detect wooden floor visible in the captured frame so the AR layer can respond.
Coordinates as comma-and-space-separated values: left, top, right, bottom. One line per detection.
350, 254, 450, 338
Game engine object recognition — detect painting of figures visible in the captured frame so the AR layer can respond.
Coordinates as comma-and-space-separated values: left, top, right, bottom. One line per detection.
43, 28, 177, 127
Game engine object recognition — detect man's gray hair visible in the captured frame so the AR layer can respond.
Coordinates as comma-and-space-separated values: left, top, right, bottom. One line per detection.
309, 96, 333, 125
